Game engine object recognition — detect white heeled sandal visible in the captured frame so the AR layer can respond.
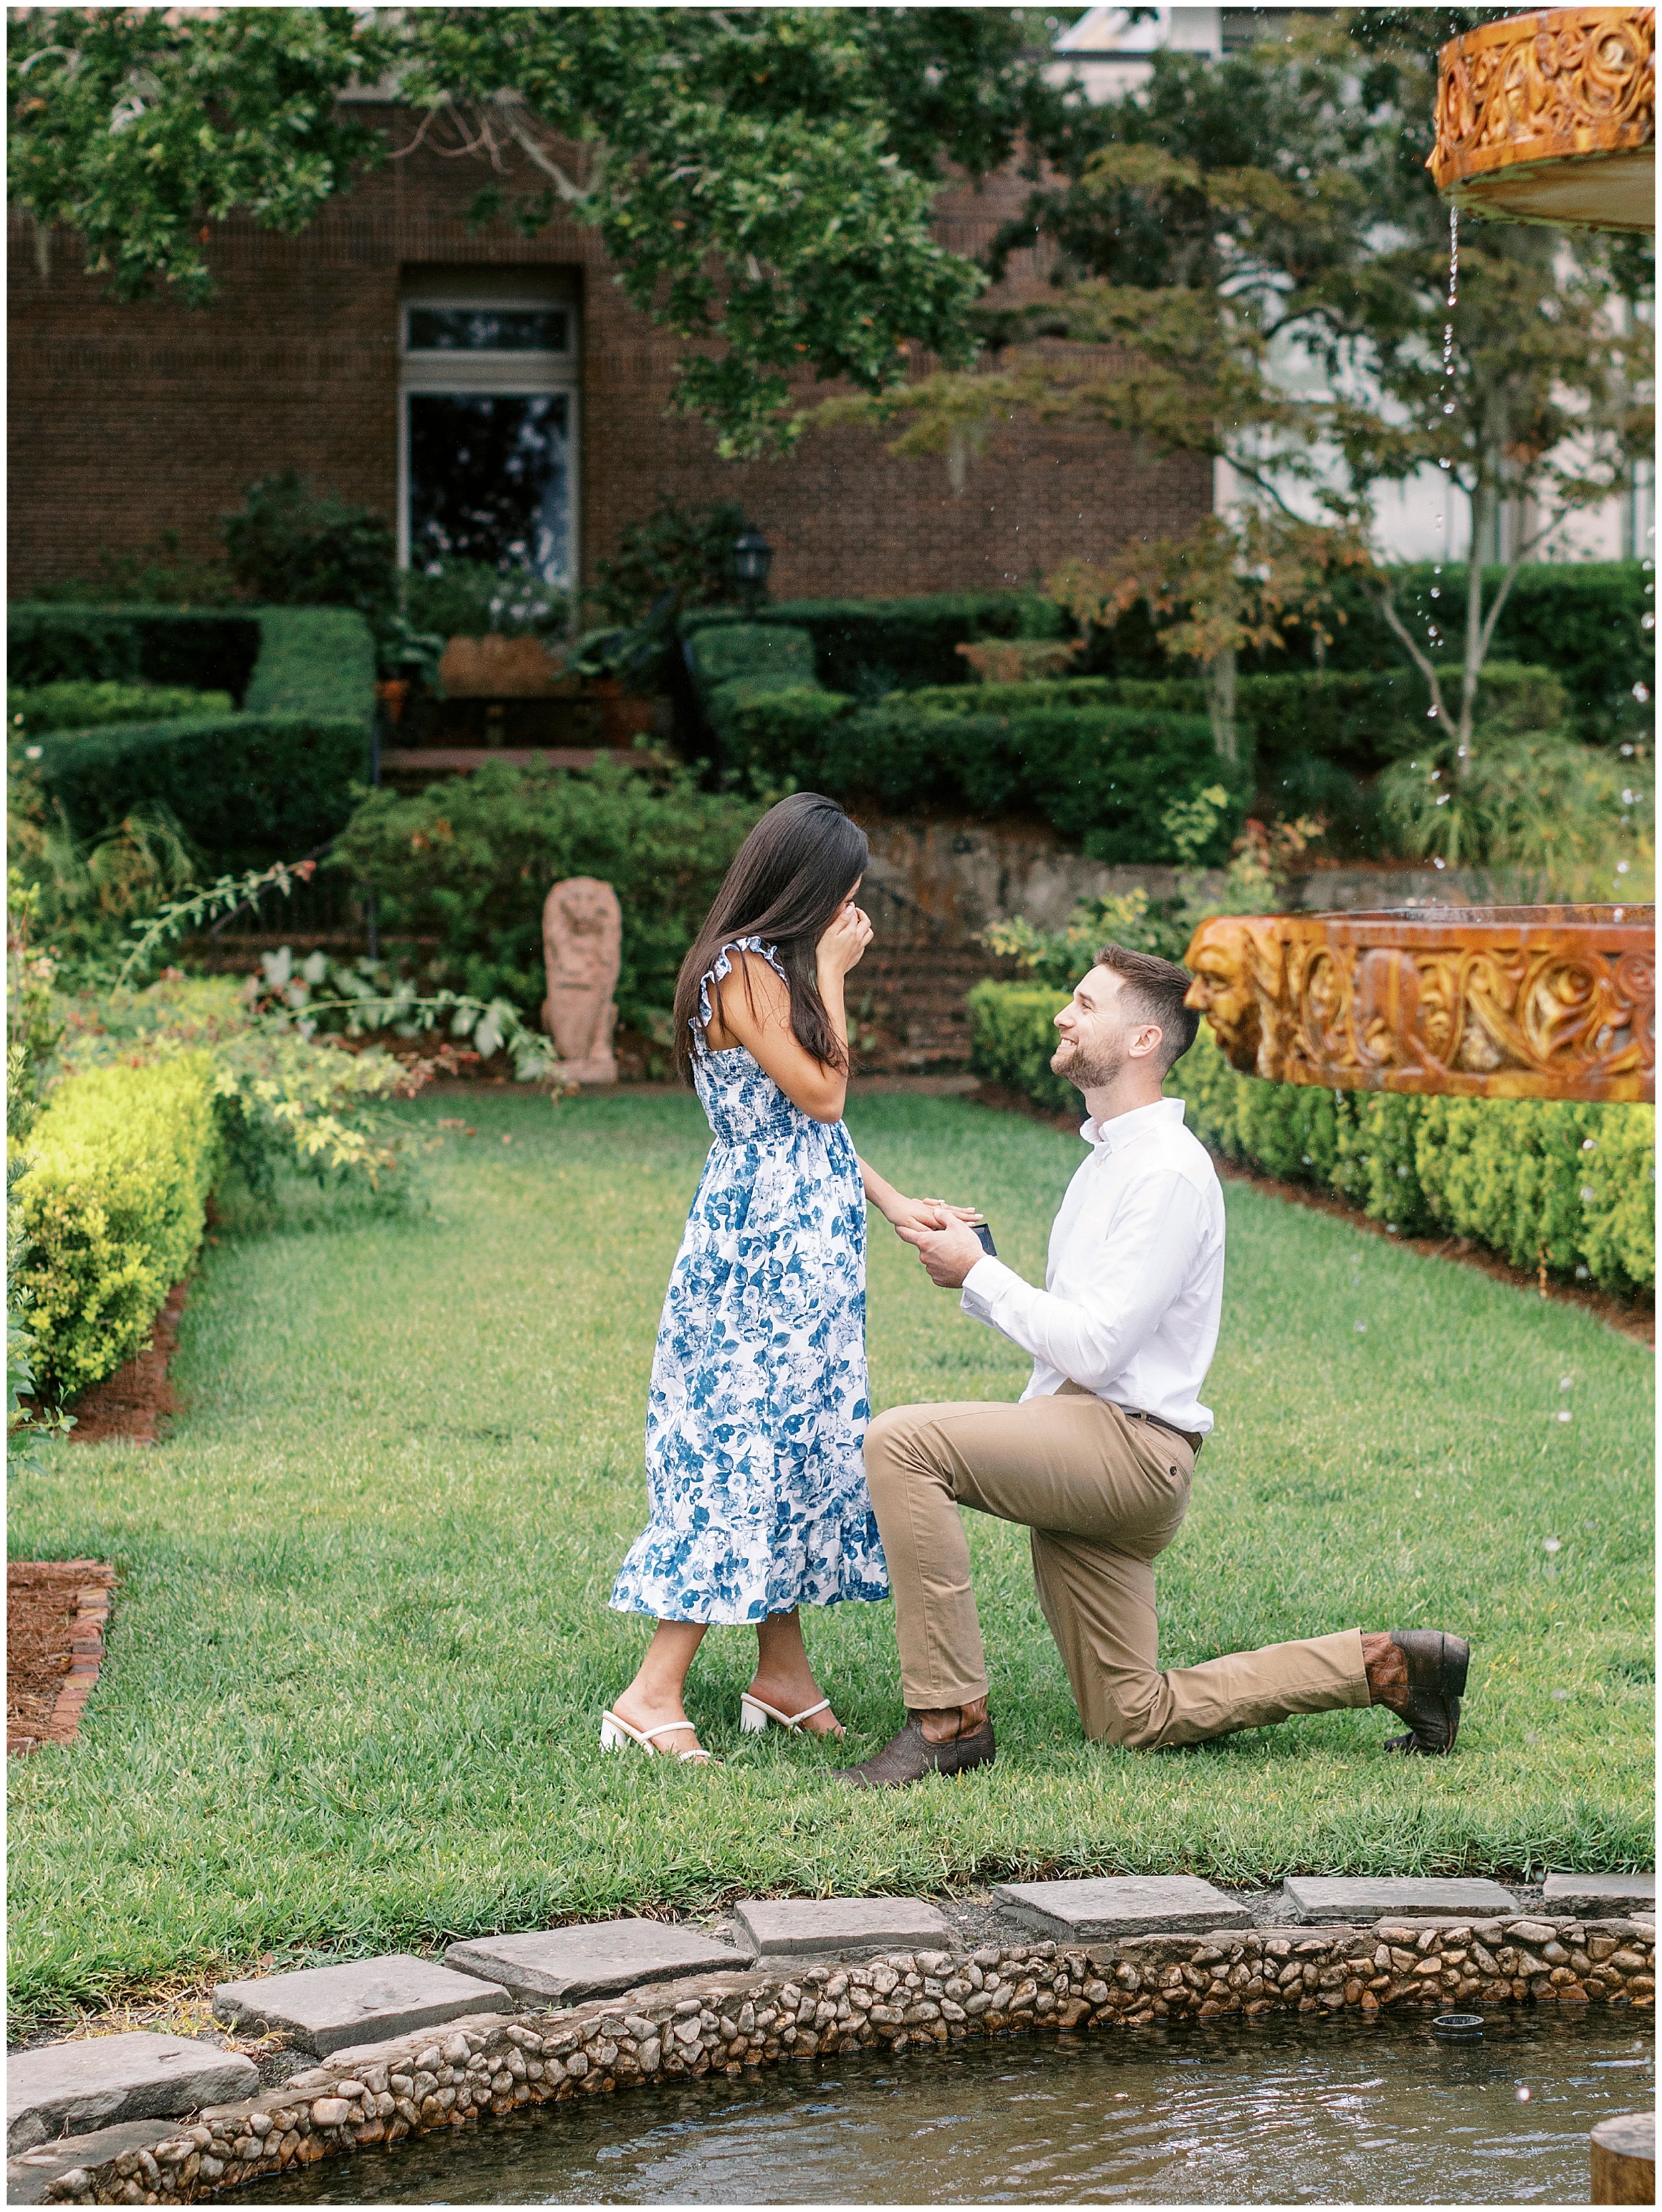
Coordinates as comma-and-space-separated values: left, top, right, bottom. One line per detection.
739, 1692, 835, 1735
600, 1709, 713, 1762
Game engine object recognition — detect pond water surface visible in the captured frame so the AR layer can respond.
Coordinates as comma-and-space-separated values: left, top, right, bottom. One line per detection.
239, 2008, 1651, 2205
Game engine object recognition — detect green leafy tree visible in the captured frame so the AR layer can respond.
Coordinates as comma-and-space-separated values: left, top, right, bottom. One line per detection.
827, 11, 1651, 773
1322, 11, 1653, 773
222, 471, 397, 618
8, 7, 1053, 459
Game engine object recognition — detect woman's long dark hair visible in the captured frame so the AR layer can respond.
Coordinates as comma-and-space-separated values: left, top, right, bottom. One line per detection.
672, 793, 870, 1083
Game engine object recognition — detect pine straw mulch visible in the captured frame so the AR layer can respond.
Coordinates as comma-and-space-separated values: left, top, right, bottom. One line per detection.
7, 1562, 116, 1756
971, 1080, 1655, 1348
62, 1281, 189, 1445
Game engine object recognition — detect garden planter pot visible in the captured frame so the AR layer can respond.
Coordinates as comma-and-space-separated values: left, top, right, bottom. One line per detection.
439, 634, 562, 698
374, 679, 410, 726
591, 676, 662, 746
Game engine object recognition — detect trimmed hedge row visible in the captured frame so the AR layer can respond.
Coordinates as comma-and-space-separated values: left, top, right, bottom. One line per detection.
727, 683, 1241, 861
684, 564, 1647, 741
14, 605, 376, 867
683, 626, 1245, 862
688, 618, 1568, 856
9, 604, 264, 698
243, 607, 378, 721
717, 659, 1564, 781
967, 981, 1655, 1296
1306, 562, 1651, 746
9, 680, 234, 735
35, 713, 369, 872
12, 1052, 222, 1398
685, 590, 1086, 693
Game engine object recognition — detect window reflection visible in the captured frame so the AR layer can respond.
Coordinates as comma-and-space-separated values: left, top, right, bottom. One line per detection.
406, 308, 569, 354
407, 392, 570, 584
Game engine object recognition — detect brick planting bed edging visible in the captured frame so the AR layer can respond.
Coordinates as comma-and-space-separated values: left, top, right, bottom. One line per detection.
15, 1915, 1654, 2205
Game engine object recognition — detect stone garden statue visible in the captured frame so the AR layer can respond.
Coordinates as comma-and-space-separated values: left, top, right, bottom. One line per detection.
541, 876, 622, 1084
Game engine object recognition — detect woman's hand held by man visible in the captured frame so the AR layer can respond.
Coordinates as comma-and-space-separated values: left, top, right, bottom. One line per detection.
896, 1214, 989, 1290
884, 1195, 983, 1236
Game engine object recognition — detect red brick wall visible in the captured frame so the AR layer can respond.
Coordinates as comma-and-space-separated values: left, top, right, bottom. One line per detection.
7, 112, 1210, 599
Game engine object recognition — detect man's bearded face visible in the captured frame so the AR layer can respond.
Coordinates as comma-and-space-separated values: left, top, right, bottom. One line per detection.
1051, 967, 1147, 1090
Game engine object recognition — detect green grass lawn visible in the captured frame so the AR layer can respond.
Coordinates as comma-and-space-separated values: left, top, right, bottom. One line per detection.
9, 1090, 1653, 2029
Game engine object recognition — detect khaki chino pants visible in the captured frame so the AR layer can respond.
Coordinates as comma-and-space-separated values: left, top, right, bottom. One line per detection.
864, 1386, 1367, 1747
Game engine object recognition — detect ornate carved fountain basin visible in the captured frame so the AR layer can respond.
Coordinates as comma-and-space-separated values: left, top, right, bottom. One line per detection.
1184, 906, 1655, 1104
1429, 7, 1655, 233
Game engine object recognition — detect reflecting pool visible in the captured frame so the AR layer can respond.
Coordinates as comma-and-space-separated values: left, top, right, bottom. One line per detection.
237, 2007, 1652, 2205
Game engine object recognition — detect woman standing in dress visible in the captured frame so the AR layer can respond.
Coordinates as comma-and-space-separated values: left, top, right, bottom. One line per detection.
605, 792, 974, 1761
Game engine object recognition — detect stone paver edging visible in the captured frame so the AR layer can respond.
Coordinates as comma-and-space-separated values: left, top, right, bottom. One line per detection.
11, 1911, 1653, 2205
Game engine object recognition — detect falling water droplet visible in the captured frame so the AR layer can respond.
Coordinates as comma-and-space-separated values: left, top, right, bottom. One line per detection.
1433, 207, 1460, 637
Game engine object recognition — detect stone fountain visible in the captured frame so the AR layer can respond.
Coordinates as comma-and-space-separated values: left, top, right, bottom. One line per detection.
1186, 7, 1655, 1108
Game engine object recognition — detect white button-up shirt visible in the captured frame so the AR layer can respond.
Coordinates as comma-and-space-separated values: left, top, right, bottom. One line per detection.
959, 1096, 1225, 1435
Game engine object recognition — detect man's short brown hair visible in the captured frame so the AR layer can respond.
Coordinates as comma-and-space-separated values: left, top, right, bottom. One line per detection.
1093, 942, 1200, 1072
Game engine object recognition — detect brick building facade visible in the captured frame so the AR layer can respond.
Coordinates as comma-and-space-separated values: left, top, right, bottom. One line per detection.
9, 108, 1209, 603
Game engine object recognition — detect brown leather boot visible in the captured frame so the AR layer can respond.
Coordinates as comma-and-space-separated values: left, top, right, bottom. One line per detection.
832, 1713, 997, 1788
1378, 1629, 1470, 1755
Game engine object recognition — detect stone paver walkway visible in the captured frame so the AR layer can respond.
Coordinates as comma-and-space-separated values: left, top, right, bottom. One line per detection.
213, 1955, 508, 2056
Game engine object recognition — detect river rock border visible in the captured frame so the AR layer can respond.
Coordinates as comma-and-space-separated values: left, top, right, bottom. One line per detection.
26, 1915, 1655, 2204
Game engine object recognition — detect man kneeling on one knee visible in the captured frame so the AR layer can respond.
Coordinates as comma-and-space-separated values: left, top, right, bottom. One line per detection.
834, 943, 1470, 1790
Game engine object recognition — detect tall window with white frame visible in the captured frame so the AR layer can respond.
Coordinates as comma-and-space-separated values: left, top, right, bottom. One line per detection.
399, 275, 579, 585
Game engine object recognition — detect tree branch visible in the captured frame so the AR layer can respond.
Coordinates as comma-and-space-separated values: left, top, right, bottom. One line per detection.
1368, 574, 1449, 724
494, 101, 586, 204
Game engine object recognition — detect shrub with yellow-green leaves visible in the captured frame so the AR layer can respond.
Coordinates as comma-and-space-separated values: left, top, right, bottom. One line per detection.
11, 1052, 221, 1399
967, 984, 1654, 1296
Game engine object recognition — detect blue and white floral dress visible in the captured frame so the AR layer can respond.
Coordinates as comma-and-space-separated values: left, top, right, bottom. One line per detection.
610, 939, 889, 1625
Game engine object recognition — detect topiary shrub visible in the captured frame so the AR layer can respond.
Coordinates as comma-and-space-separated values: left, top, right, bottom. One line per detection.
685, 590, 1088, 693
8, 681, 233, 737
19, 606, 376, 868
13, 1052, 221, 1400
685, 623, 821, 745
35, 713, 368, 872
967, 985, 1655, 1294
967, 980, 1073, 1112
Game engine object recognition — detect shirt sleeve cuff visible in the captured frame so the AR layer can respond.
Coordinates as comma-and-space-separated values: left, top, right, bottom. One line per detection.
960, 1254, 1023, 1318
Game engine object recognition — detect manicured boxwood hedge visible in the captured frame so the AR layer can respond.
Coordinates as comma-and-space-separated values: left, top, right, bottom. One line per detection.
687, 564, 1645, 738
717, 679, 1243, 862
967, 981, 1655, 1296
692, 618, 1567, 856
683, 590, 1104, 693
35, 712, 369, 872
8, 604, 264, 698
9, 680, 234, 735
13, 604, 376, 867
1268, 562, 1651, 747
13, 1052, 222, 1399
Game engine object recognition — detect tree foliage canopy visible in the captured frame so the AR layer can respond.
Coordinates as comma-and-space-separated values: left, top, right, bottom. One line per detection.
7, 5, 1053, 457
830, 7, 1652, 757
